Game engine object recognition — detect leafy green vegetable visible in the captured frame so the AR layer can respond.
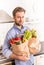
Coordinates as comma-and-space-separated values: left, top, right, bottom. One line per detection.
31, 29, 37, 38
23, 29, 32, 40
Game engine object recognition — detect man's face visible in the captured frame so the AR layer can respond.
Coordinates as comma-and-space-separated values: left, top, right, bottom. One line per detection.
14, 12, 25, 26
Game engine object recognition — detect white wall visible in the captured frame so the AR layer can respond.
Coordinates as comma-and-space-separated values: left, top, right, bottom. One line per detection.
0, 0, 44, 22
0, 0, 44, 24
0, 23, 14, 46
0, 0, 38, 19
0, 0, 19, 17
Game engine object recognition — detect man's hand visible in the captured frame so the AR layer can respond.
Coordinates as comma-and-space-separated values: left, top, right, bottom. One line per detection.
9, 53, 30, 61
17, 55, 30, 61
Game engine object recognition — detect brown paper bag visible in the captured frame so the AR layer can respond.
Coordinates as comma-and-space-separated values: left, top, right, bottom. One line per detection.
28, 38, 41, 54
11, 40, 29, 56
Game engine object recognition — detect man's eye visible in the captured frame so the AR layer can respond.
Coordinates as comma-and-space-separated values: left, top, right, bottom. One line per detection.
17, 16, 24, 18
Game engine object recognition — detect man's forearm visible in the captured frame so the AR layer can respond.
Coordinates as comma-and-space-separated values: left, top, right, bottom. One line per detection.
9, 53, 30, 61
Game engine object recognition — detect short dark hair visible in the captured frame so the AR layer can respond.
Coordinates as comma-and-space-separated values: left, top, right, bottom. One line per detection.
12, 7, 26, 17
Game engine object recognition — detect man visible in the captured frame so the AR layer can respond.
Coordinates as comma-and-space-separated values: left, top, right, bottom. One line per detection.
2, 7, 41, 65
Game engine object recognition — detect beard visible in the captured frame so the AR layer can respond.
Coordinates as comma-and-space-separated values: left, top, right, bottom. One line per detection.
15, 22, 22, 26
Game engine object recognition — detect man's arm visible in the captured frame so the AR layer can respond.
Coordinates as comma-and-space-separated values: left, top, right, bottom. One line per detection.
9, 53, 30, 61
2, 33, 29, 61
2, 42, 29, 61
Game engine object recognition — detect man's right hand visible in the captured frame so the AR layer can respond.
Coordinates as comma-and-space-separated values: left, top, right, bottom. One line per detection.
9, 53, 30, 61
17, 54, 30, 61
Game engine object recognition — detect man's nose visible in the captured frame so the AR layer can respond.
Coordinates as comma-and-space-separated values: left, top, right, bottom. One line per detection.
20, 18, 22, 21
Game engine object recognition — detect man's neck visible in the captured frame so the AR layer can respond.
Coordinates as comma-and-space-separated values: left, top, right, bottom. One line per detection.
15, 24, 22, 30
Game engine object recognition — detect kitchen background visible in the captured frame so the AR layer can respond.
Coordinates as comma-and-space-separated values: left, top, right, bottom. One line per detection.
0, 0, 44, 65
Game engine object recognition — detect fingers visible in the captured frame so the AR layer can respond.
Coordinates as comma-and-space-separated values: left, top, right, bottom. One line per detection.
20, 55, 30, 61
18, 54, 30, 61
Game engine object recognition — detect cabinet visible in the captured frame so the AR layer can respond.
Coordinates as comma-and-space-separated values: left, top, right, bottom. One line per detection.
34, 54, 44, 65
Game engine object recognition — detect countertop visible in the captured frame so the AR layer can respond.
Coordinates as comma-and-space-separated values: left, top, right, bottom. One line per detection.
0, 53, 15, 64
